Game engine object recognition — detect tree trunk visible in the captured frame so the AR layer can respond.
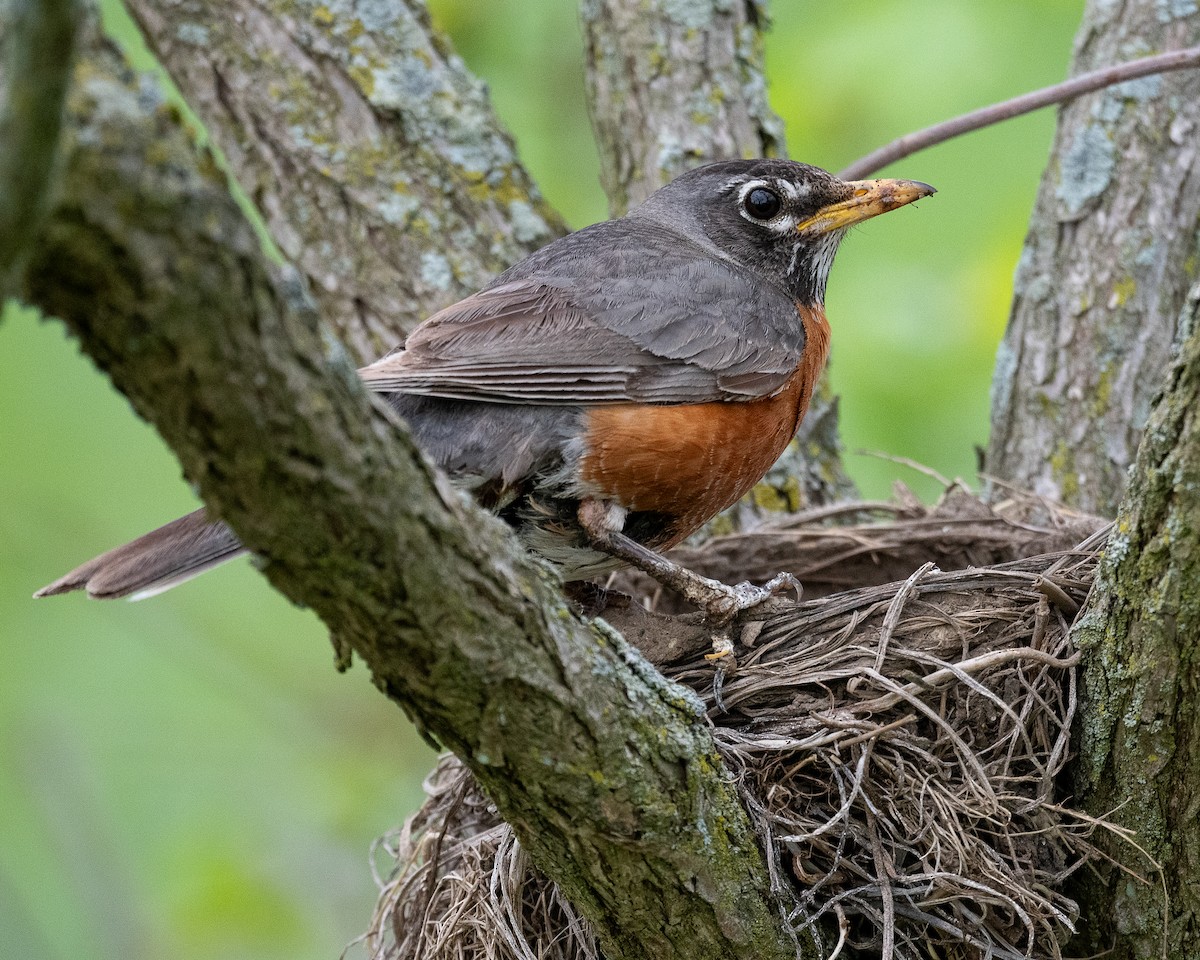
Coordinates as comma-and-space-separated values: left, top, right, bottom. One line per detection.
14, 18, 796, 960
1068, 280, 1200, 958
581, 0, 785, 216
987, 0, 1200, 516
123, 0, 565, 361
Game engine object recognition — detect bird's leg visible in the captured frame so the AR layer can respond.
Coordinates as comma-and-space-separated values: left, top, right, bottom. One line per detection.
576, 498, 801, 625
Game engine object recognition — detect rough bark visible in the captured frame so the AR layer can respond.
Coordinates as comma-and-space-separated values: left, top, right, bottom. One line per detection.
0, 0, 80, 294
19, 26, 797, 960
580, 0, 785, 215
123, 0, 565, 362
581, 0, 855, 512
1068, 281, 1200, 958
987, 0, 1200, 516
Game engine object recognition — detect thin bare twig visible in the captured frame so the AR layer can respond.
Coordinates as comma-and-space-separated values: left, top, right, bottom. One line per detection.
839, 46, 1200, 180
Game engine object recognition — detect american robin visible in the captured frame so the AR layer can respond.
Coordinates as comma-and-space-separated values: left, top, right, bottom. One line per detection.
36, 159, 933, 619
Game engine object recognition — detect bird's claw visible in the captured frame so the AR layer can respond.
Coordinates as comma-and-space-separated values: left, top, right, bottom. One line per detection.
707, 631, 736, 713
761, 571, 803, 602
700, 572, 802, 713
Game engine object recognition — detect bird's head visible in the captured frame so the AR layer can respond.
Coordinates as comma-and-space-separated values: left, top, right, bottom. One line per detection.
630, 158, 934, 306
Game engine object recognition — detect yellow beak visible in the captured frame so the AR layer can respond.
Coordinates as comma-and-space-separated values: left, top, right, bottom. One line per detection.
794, 179, 935, 235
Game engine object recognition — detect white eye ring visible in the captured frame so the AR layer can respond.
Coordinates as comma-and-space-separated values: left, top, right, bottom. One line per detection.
737, 180, 782, 220
735, 180, 800, 233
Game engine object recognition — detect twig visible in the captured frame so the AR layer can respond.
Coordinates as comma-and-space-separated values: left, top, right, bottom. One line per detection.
856, 450, 951, 487
839, 46, 1200, 180
1033, 574, 1081, 616
864, 793, 896, 960
826, 903, 850, 960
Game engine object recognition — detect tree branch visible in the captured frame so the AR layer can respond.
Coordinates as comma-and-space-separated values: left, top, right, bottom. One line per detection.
987, 5, 1200, 515
123, 0, 566, 361
0, 0, 81, 294
838, 45, 1200, 180
20, 25, 797, 960
580, 0, 785, 216
1068, 280, 1200, 956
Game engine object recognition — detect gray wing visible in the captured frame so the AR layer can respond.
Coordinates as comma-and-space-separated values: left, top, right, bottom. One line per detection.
359, 219, 806, 405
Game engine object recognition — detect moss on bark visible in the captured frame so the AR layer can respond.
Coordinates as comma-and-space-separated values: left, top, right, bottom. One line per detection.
1070, 282, 1200, 958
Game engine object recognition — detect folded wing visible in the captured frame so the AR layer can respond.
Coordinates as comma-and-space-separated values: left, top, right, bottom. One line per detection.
359, 221, 807, 406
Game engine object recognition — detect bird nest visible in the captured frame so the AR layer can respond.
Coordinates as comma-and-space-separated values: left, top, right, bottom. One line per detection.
360, 489, 1115, 960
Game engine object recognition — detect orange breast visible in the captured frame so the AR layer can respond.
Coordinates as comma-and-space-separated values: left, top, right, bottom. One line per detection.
579, 304, 830, 548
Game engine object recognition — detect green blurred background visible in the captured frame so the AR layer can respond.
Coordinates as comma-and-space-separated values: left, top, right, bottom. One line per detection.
1, 1, 1083, 957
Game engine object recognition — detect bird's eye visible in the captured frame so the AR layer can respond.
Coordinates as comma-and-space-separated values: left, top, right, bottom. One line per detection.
742, 187, 782, 220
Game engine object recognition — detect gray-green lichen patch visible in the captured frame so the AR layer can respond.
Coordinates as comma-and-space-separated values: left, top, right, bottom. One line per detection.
1135, 239, 1161, 270
352, 0, 403, 33
1056, 124, 1116, 216
1156, 0, 1199, 22
376, 189, 420, 226
175, 22, 210, 46
654, 132, 681, 172
1012, 243, 1054, 304
659, 0, 717, 31
508, 199, 551, 244
1115, 73, 1162, 102
418, 250, 452, 290
370, 58, 439, 109
442, 140, 504, 178
1091, 91, 1124, 124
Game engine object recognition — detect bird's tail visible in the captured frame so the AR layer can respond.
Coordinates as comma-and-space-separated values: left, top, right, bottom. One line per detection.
34, 509, 245, 601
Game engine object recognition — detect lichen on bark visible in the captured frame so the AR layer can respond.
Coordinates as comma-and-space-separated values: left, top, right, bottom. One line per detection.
1069, 281, 1200, 958
987, 0, 1200, 516
124, 0, 565, 361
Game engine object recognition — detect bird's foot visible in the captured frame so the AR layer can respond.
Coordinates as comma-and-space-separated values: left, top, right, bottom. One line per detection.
700, 574, 800, 712
687, 573, 796, 713
575, 497, 802, 620
694, 571, 802, 626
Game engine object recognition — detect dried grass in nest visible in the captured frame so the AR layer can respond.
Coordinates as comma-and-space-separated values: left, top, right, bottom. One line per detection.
610, 483, 1104, 609
360, 493, 1113, 960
